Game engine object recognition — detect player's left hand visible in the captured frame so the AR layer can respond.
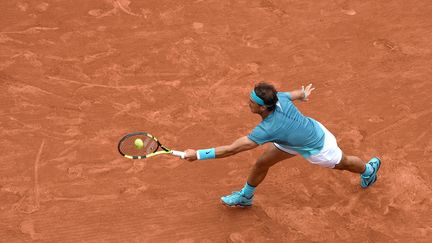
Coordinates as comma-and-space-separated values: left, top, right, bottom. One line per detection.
184, 149, 198, 161
301, 83, 315, 101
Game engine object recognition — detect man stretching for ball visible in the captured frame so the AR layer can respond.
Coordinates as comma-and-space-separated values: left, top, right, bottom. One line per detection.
183, 82, 381, 207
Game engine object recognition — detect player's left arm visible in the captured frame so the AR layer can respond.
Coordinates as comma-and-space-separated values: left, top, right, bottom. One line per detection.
184, 136, 258, 161
287, 83, 315, 101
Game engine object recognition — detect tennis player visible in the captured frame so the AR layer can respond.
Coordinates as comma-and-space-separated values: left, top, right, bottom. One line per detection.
183, 82, 381, 207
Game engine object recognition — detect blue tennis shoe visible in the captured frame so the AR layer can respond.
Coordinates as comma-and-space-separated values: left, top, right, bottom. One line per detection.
221, 191, 253, 207
360, 157, 381, 188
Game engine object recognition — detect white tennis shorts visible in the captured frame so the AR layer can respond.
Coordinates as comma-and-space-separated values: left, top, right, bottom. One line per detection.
274, 122, 343, 168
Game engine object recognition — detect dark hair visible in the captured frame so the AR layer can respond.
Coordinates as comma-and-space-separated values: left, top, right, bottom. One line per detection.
254, 82, 278, 111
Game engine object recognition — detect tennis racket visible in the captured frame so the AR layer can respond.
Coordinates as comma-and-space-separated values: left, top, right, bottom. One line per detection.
118, 132, 185, 159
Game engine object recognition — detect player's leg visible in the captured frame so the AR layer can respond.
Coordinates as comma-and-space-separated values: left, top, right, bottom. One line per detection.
309, 122, 381, 188
334, 153, 381, 188
247, 143, 296, 186
221, 143, 295, 207
333, 154, 366, 173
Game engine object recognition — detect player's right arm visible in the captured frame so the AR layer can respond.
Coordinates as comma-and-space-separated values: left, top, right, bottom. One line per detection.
214, 136, 258, 158
183, 136, 258, 161
286, 83, 315, 101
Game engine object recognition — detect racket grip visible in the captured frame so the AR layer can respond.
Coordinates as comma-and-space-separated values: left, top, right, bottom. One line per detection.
171, 150, 186, 159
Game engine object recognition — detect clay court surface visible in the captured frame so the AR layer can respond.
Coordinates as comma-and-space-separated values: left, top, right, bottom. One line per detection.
1, 0, 432, 242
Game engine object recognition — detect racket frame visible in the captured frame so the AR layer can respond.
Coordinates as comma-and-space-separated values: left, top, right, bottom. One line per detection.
118, 132, 184, 159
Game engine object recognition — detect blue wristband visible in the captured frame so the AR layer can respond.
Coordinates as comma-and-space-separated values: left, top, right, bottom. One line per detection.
197, 148, 216, 160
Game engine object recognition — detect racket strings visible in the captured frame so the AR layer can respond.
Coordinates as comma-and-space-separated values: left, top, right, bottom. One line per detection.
119, 135, 158, 156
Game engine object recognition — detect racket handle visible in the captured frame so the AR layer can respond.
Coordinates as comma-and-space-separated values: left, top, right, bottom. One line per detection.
171, 150, 185, 159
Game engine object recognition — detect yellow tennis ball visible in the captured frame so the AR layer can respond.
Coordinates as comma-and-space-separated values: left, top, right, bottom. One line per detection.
134, 138, 144, 149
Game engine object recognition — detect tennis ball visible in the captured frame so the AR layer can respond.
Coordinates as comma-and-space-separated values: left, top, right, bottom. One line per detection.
134, 138, 144, 149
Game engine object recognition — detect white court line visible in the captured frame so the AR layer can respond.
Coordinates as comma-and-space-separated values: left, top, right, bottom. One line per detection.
0, 27, 58, 34
34, 139, 45, 210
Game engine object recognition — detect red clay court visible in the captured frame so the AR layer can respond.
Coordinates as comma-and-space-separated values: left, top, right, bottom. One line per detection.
1, 0, 431, 242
